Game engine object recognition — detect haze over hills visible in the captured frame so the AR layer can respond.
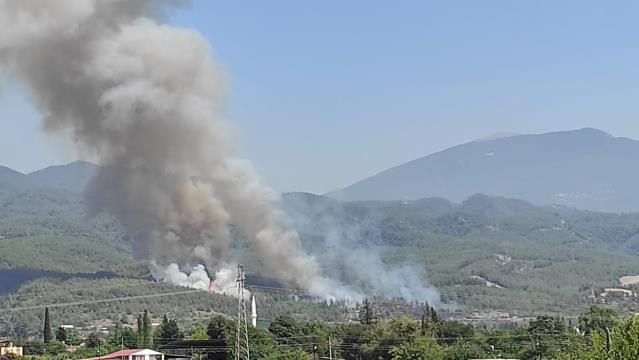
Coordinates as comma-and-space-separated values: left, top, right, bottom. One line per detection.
328, 128, 639, 212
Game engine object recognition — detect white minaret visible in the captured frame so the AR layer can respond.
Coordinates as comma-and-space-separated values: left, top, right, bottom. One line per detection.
250, 294, 257, 328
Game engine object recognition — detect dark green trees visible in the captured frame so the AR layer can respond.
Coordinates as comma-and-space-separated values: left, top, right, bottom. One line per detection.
137, 310, 152, 348
55, 326, 67, 343
268, 314, 303, 342
421, 303, 440, 337
156, 315, 184, 346
85, 332, 101, 348
43, 307, 52, 344
389, 336, 444, 360
359, 299, 378, 325
108, 326, 138, 349
207, 315, 232, 341
528, 315, 567, 359
206, 316, 233, 360
579, 305, 619, 336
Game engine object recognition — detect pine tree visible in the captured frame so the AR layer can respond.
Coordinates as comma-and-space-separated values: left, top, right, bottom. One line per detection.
55, 326, 67, 343
206, 316, 231, 360
43, 307, 52, 343
86, 332, 101, 348
157, 314, 184, 346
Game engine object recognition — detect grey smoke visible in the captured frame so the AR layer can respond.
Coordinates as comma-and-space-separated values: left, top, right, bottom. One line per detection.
282, 194, 440, 304
0, 0, 346, 297
323, 228, 439, 303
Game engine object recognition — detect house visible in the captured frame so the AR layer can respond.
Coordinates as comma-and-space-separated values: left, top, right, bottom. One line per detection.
82, 349, 164, 360
0, 342, 23, 357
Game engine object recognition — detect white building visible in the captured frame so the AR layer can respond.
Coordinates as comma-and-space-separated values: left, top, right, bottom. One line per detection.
83, 348, 164, 360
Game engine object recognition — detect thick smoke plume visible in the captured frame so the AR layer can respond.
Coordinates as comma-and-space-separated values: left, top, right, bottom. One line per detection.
0, 0, 345, 297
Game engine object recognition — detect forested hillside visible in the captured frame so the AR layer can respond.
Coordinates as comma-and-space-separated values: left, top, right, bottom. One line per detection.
284, 192, 639, 315
4, 163, 639, 337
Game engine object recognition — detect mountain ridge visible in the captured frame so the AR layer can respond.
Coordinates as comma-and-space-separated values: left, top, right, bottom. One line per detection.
328, 128, 639, 212
0, 160, 98, 195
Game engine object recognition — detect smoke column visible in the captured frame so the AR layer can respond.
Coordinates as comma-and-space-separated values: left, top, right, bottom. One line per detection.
0, 0, 348, 297
283, 193, 440, 304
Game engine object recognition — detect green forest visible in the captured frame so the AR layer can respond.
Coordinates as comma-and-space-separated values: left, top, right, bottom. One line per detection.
6, 180, 639, 342
4, 304, 639, 360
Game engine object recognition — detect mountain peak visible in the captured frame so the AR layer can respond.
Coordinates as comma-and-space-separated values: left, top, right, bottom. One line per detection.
573, 127, 613, 137
27, 160, 98, 176
328, 128, 639, 212
24, 161, 99, 193
474, 132, 520, 142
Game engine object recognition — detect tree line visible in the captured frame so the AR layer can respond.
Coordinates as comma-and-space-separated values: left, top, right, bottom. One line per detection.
5, 304, 639, 359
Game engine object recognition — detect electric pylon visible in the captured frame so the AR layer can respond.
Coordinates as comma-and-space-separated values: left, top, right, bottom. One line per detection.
235, 264, 250, 360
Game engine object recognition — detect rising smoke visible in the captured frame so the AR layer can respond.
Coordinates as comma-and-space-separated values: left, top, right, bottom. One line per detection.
283, 194, 440, 304
0, 0, 437, 303
149, 261, 243, 297
0, 0, 348, 298
150, 262, 211, 291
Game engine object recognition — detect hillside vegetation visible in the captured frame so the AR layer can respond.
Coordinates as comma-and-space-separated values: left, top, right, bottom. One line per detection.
4, 163, 639, 337
284, 192, 639, 315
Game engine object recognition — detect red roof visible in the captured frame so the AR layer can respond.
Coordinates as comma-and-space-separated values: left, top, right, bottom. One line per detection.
83, 349, 147, 360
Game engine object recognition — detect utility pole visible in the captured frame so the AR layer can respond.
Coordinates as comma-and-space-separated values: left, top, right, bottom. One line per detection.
235, 264, 250, 360
328, 335, 332, 360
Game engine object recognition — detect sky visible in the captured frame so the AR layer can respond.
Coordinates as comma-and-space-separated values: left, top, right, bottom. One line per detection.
2, 0, 639, 194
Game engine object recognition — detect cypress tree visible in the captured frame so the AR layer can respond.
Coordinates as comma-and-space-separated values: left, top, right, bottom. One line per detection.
143, 310, 152, 347
137, 312, 145, 347
43, 307, 52, 343
137, 310, 152, 347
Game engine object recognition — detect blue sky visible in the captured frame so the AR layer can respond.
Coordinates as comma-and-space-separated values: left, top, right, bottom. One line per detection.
2, 1, 639, 193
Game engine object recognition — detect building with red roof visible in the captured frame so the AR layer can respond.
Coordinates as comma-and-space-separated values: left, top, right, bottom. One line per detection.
82, 349, 164, 360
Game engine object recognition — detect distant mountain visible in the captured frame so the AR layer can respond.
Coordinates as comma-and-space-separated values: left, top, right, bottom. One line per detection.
0, 166, 31, 195
27, 160, 98, 193
474, 132, 520, 142
0, 161, 98, 195
328, 128, 639, 212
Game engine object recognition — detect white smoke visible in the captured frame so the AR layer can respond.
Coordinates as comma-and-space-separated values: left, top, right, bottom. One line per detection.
150, 262, 211, 291
209, 265, 250, 298
150, 262, 251, 298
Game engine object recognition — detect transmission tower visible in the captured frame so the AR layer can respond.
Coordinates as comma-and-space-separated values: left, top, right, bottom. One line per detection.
235, 264, 250, 360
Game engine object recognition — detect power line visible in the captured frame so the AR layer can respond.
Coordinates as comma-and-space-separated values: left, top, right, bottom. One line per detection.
0, 285, 605, 314
0, 289, 203, 312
